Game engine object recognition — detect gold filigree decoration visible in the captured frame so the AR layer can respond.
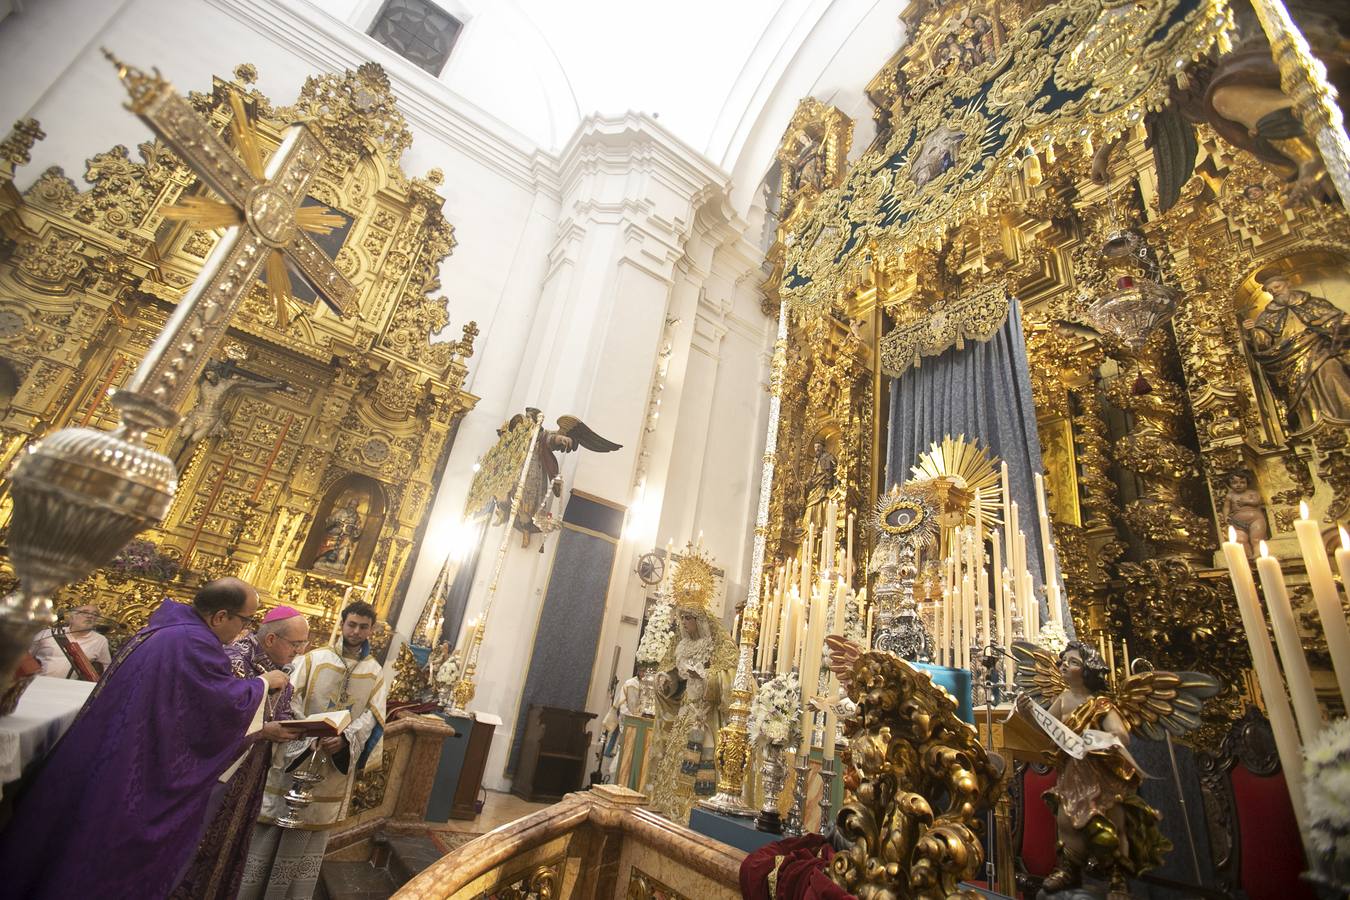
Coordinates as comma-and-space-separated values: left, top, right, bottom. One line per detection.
908, 434, 1003, 534
462, 415, 535, 519
672, 543, 717, 613
830, 648, 1004, 898
880, 281, 1009, 375
779, 0, 1233, 313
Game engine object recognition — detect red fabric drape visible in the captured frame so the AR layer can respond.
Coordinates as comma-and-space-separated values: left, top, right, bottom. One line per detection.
740, 834, 856, 900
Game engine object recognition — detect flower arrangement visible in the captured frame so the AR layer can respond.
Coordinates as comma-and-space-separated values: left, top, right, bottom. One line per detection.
1305, 715, 1350, 892
108, 539, 184, 582
636, 599, 676, 666
749, 671, 802, 746
1037, 620, 1068, 656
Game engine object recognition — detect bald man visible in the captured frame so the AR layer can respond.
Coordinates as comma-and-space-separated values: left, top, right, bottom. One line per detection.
0, 579, 287, 900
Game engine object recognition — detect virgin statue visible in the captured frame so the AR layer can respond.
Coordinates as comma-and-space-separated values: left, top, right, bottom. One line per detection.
648, 547, 736, 822
1245, 273, 1350, 431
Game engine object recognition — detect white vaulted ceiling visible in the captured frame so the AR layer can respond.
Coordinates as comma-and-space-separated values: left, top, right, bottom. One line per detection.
431, 0, 905, 210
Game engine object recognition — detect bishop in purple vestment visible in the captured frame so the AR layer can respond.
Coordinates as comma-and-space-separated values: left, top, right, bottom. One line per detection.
170, 606, 311, 900
0, 579, 283, 900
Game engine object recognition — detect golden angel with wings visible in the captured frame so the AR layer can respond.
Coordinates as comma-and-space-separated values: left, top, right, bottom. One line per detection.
1010, 640, 1220, 898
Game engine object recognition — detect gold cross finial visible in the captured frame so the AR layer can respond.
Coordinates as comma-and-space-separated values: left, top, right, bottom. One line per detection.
102, 52, 358, 427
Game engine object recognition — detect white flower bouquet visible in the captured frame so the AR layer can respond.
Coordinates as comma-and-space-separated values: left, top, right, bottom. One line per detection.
1306, 716, 1350, 892
1037, 620, 1068, 656
749, 671, 802, 747
636, 599, 675, 666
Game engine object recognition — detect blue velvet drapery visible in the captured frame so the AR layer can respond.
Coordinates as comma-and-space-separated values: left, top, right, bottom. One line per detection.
886, 295, 1070, 631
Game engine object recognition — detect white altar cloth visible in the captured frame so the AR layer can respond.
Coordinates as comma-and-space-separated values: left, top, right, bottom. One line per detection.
0, 677, 94, 796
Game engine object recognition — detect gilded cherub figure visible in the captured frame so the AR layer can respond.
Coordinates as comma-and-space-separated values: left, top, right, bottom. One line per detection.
1011, 641, 1220, 899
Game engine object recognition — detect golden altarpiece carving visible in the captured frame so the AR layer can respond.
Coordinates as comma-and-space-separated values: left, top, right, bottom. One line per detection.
759, 0, 1350, 745
0, 62, 477, 635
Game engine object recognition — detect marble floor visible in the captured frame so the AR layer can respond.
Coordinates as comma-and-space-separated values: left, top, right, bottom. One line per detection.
435, 789, 551, 836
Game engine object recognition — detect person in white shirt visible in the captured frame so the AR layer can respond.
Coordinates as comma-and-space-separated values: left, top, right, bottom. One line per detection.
29, 604, 113, 678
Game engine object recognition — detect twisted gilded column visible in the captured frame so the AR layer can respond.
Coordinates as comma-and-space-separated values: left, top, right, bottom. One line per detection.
700, 300, 789, 815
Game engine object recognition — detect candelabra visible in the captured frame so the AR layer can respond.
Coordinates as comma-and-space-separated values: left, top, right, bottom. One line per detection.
449, 413, 543, 715
817, 750, 837, 837
702, 299, 790, 817
786, 748, 810, 836
754, 740, 789, 834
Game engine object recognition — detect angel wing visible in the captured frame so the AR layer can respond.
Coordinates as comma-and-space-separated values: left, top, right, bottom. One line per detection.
1112, 669, 1221, 741
556, 415, 623, 452
1011, 640, 1067, 706
825, 634, 863, 693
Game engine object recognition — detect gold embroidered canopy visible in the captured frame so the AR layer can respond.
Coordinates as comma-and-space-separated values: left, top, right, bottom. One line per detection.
779, 0, 1232, 314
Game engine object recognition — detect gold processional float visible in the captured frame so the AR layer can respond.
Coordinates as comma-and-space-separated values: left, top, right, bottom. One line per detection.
632, 0, 1350, 893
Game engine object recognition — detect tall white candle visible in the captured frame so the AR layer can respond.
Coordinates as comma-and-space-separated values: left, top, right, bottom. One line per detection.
846, 513, 855, 582
1222, 529, 1308, 831
776, 586, 794, 675
1337, 526, 1350, 613
823, 501, 838, 573
961, 572, 974, 670
992, 530, 1004, 647
1295, 502, 1350, 705
1256, 541, 1324, 741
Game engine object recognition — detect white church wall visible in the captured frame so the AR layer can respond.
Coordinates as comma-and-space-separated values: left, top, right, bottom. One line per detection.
1, 0, 868, 799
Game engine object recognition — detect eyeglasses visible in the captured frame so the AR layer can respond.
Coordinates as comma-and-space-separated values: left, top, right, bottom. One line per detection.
223, 610, 262, 628
282, 637, 310, 651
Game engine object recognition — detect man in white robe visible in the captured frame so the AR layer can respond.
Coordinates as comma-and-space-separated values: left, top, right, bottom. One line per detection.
239, 600, 387, 900
29, 604, 112, 678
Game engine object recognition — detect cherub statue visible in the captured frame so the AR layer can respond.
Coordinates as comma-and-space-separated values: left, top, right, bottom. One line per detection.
175, 360, 290, 464
1011, 641, 1220, 898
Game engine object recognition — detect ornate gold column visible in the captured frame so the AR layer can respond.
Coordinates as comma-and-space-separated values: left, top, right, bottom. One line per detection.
701, 300, 789, 815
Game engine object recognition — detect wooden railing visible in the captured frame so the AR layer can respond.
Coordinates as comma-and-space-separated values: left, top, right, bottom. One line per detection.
395, 785, 742, 900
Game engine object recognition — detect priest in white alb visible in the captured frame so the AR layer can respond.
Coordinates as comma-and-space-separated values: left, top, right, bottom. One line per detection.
240, 600, 387, 899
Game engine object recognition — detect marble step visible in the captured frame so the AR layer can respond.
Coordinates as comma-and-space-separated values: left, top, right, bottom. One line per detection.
385, 833, 446, 885
316, 860, 399, 900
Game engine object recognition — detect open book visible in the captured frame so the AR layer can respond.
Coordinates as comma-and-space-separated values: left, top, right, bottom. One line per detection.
276, 709, 351, 738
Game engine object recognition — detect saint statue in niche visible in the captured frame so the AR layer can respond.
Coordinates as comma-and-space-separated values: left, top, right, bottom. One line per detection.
910, 124, 966, 189
803, 437, 838, 540
1243, 272, 1350, 431
313, 494, 366, 577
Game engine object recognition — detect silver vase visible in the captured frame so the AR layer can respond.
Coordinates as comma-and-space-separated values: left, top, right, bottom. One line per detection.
754, 739, 788, 834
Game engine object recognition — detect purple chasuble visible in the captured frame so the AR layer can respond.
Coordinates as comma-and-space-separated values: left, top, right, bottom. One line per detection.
170, 634, 294, 900
0, 600, 265, 900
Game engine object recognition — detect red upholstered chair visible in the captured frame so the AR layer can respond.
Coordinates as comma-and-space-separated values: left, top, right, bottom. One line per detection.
1198, 706, 1315, 900
1011, 762, 1058, 897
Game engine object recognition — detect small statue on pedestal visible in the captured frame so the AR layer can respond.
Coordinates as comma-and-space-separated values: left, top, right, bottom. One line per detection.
1011, 641, 1220, 899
